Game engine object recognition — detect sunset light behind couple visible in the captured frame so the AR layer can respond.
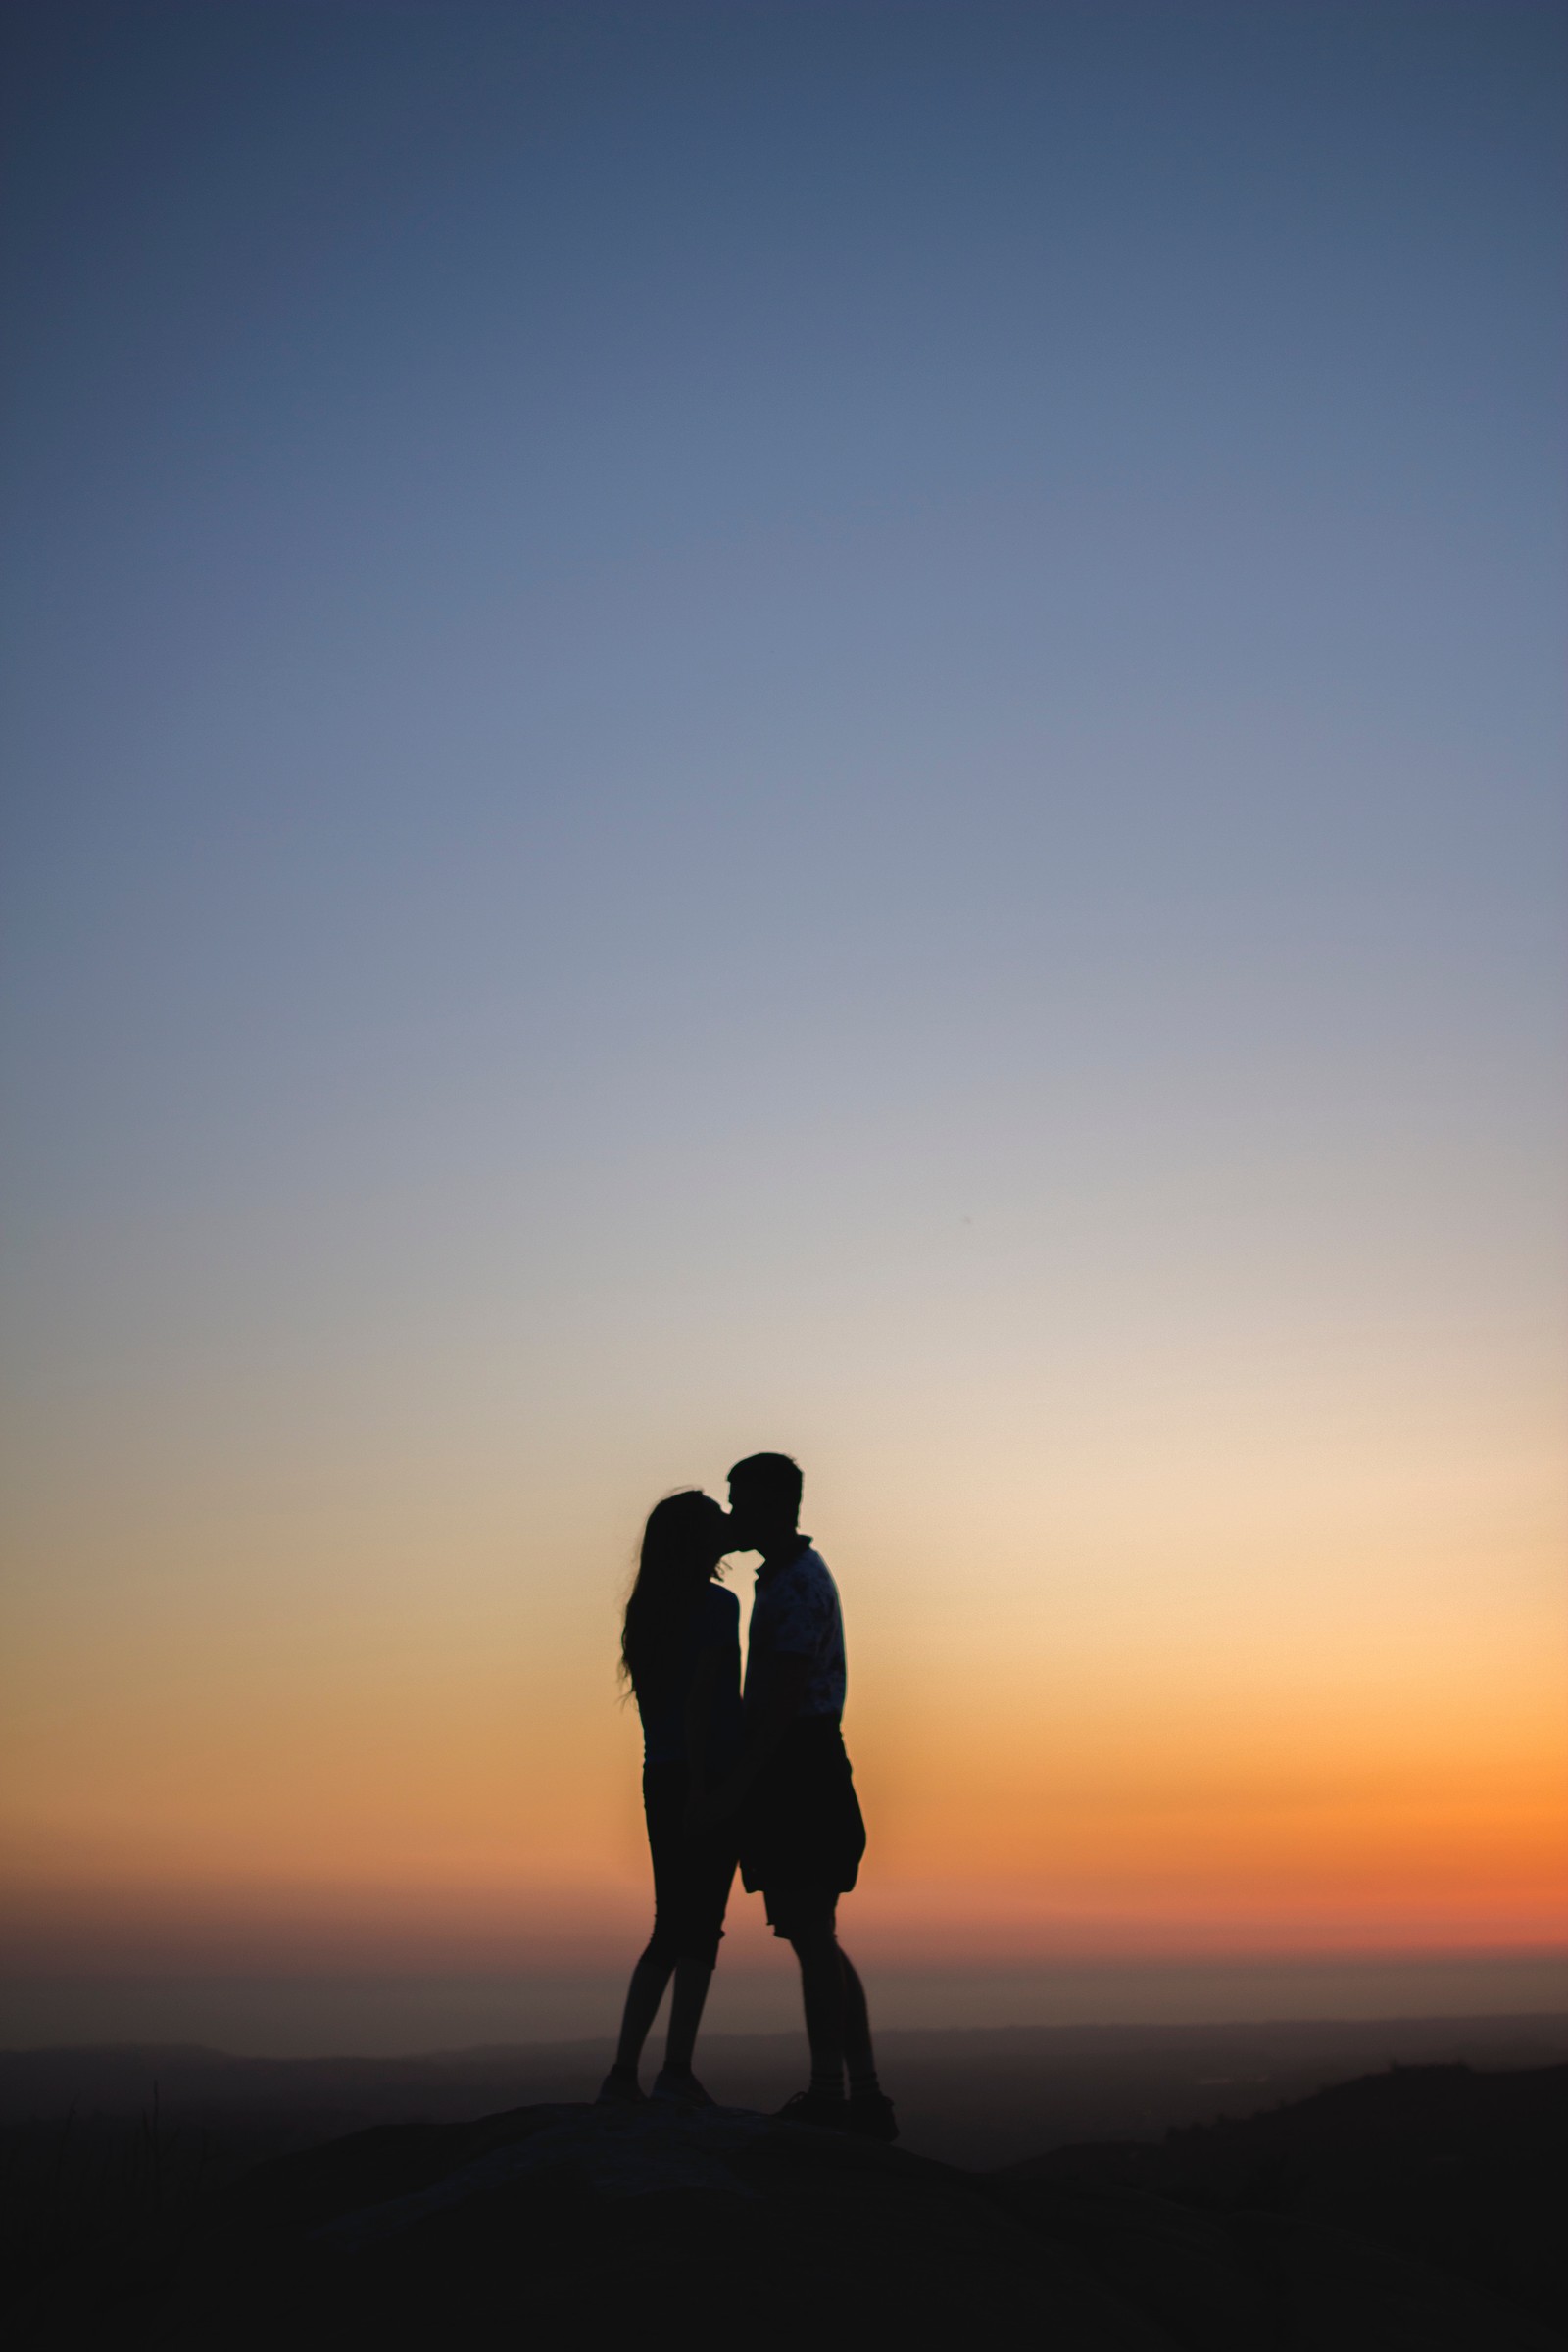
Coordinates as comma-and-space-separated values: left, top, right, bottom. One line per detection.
2, 0, 1563, 2073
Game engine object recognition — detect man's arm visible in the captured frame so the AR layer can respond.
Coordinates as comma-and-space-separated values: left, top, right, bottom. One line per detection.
697, 1651, 812, 1824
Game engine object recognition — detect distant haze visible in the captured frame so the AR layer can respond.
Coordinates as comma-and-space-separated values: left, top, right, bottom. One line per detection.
1, 0, 1564, 2047
6, 1952, 1566, 2061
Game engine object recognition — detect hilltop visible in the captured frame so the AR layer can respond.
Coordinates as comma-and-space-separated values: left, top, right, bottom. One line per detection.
10, 2060, 1563, 2349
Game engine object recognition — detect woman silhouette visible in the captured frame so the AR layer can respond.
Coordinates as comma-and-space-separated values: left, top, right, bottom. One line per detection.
600, 1490, 741, 2106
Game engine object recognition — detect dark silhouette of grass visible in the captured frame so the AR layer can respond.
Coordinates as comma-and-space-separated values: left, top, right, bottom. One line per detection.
0, 2085, 237, 2342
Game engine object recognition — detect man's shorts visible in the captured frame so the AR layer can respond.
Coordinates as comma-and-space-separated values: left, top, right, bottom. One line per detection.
740, 1717, 866, 1919
760, 1880, 841, 1941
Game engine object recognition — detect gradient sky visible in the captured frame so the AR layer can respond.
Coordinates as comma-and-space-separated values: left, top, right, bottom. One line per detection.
2, 1, 1565, 2041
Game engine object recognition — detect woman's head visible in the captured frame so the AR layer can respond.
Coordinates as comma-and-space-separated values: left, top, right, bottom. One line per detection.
620, 1489, 729, 1694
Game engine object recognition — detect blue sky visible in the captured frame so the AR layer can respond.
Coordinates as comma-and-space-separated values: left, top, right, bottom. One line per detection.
2, 3, 1564, 2034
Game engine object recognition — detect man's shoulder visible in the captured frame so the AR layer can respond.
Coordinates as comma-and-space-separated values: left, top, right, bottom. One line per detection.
772, 1545, 839, 1612
761, 1541, 828, 1582
795, 1544, 837, 1592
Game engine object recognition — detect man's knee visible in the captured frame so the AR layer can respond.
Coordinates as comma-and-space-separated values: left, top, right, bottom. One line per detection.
787, 1923, 840, 1966
763, 1882, 841, 1944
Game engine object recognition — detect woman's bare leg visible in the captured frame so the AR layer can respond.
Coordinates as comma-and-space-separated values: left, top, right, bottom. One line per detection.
663, 1957, 715, 2074
612, 1948, 673, 2075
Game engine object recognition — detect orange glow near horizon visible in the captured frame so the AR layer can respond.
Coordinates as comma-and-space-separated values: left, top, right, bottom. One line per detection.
5, 1471, 1563, 1985
4, 0, 1567, 2053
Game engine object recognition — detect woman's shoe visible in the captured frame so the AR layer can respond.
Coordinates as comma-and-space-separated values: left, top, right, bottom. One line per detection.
596, 2064, 646, 2104
651, 2066, 713, 2107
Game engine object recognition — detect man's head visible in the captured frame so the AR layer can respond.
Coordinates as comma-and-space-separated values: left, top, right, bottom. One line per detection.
726, 1451, 803, 1554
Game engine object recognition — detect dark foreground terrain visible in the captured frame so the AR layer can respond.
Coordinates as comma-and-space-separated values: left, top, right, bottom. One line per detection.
4, 2054, 1565, 2348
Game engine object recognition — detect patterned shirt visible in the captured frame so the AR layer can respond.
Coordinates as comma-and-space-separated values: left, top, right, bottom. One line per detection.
744, 1542, 847, 1723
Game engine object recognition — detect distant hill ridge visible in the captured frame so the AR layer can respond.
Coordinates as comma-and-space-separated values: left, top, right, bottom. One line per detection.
1013, 2060, 1568, 2338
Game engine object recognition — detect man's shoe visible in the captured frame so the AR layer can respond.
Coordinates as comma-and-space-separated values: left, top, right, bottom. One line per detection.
847, 2085, 899, 2141
775, 2085, 850, 2131
652, 2067, 713, 2108
596, 2064, 645, 2104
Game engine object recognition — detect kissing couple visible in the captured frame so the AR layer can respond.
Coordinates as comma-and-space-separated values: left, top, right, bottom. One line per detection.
599, 1451, 896, 2139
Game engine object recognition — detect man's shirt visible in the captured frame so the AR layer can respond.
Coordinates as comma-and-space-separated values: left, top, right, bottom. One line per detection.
744, 1540, 847, 1723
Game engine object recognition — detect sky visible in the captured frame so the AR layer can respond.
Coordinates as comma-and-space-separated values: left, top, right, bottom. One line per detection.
2, 0, 1565, 2051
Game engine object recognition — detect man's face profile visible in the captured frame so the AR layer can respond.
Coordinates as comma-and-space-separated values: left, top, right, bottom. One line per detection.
726, 1478, 759, 1551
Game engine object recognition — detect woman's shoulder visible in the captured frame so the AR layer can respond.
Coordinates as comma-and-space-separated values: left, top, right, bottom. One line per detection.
697, 1580, 741, 1629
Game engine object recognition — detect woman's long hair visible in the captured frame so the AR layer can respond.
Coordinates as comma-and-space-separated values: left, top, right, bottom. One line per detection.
620, 1489, 726, 1701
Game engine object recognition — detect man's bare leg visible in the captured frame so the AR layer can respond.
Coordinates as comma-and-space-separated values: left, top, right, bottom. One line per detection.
789, 1924, 847, 2090
839, 1947, 876, 2087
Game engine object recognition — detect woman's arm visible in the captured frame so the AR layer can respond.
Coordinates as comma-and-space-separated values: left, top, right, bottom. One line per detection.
683, 1646, 721, 1783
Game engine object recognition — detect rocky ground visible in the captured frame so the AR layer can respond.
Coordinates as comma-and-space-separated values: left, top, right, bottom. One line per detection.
7, 2062, 1565, 2347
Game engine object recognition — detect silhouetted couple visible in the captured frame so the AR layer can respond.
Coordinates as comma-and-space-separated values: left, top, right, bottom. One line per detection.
600, 1452, 896, 2139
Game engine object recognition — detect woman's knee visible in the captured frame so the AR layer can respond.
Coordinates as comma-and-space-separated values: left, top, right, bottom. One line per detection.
648, 1921, 722, 1972
678, 1917, 725, 1971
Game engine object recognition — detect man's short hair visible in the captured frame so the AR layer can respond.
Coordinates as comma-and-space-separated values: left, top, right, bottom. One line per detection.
728, 1451, 803, 1517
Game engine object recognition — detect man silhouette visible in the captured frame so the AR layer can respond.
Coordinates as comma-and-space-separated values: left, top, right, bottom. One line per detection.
710, 1452, 896, 2138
